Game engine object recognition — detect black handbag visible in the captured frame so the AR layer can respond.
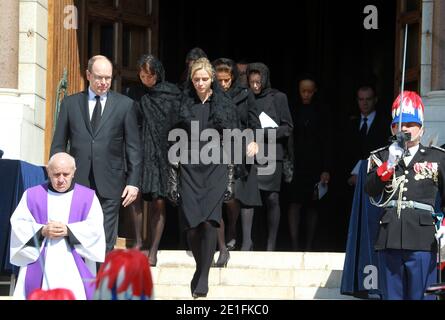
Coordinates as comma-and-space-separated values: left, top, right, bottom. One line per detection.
167, 162, 181, 206
224, 164, 235, 202
283, 135, 294, 183
234, 163, 249, 180
283, 154, 294, 183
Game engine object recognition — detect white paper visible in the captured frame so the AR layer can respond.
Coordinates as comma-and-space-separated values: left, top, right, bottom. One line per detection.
259, 112, 279, 128
316, 182, 328, 199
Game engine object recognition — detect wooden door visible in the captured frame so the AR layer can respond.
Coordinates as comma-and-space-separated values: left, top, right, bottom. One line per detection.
44, 0, 85, 160
86, 0, 159, 93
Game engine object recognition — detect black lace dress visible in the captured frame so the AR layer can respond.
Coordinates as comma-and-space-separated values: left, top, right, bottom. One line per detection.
139, 81, 181, 200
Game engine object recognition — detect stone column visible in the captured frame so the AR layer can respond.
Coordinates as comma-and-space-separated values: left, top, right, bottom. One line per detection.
0, 0, 19, 89
431, 0, 445, 91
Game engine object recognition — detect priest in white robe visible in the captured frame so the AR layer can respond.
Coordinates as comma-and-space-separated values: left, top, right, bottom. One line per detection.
10, 152, 106, 300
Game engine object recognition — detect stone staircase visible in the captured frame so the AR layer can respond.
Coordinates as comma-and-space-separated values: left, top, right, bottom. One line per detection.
151, 250, 357, 300
0, 250, 358, 300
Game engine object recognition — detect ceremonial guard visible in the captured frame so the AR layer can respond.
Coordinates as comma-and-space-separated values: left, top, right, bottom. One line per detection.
365, 91, 445, 300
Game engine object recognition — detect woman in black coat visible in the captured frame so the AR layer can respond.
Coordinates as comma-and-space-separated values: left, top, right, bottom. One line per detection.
130, 55, 182, 266
169, 57, 238, 297
211, 58, 262, 265
123, 57, 153, 252
286, 74, 332, 251
246, 62, 294, 251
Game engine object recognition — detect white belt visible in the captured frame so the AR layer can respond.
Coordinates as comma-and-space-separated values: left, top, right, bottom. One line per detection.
385, 200, 434, 213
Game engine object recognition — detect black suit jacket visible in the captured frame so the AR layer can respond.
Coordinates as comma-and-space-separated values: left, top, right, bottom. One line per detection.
365, 145, 445, 251
344, 111, 391, 173
50, 90, 142, 199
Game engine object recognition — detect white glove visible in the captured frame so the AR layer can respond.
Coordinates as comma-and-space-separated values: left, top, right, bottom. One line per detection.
387, 142, 404, 168
435, 226, 445, 248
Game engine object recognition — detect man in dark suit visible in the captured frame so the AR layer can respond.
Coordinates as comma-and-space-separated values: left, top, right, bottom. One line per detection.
50, 55, 142, 252
345, 85, 391, 186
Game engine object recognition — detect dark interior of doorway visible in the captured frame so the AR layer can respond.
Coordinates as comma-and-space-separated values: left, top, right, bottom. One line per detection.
158, 0, 396, 252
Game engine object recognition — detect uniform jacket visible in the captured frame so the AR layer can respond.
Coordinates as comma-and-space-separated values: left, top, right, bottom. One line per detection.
365, 144, 445, 251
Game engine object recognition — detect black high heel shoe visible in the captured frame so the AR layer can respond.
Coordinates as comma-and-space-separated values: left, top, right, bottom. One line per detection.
214, 251, 230, 268
226, 239, 236, 251
192, 292, 208, 299
191, 274, 198, 295
149, 255, 157, 267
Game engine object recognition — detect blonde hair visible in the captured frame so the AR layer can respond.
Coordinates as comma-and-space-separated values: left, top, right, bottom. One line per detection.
190, 57, 215, 81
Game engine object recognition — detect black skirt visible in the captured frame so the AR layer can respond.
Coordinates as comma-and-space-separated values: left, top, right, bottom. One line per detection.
235, 164, 262, 207
257, 161, 283, 192
180, 162, 228, 229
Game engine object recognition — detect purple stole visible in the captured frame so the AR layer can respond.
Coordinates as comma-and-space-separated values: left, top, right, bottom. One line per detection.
24, 183, 96, 299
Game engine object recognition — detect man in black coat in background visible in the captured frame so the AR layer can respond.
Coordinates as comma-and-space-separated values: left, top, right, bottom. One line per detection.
50, 55, 142, 252
345, 85, 391, 187
331, 85, 390, 251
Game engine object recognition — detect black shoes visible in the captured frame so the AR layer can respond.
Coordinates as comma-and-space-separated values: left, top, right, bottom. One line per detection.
149, 255, 157, 267
226, 239, 236, 251
192, 292, 208, 299
213, 251, 230, 268
191, 274, 208, 298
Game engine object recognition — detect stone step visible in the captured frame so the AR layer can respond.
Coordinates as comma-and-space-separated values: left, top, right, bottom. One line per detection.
154, 250, 345, 270
149, 250, 353, 300
1, 251, 353, 300
154, 284, 356, 300
151, 266, 342, 288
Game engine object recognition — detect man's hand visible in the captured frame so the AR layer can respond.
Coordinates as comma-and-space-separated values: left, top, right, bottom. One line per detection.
121, 185, 139, 207
246, 141, 259, 157
42, 221, 68, 239
388, 142, 404, 168
347, 174, 357, 186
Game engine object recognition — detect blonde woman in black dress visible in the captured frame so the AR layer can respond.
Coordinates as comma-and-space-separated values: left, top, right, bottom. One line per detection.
170, 58, 238, 297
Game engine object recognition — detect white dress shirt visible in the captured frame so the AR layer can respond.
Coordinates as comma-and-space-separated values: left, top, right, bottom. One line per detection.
359, 110, 376, 134
88, 87, 107, 120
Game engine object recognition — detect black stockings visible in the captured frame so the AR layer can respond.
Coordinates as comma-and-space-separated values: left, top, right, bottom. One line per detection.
187, 221, 217, 295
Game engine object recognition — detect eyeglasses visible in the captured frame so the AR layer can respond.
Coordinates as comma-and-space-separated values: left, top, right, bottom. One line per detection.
89, 72, 112, 82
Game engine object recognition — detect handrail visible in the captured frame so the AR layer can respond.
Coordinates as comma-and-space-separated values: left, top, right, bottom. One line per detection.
53, 68, 68, 134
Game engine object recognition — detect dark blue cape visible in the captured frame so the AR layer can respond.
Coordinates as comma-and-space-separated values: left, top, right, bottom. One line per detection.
340, 160, 383, 298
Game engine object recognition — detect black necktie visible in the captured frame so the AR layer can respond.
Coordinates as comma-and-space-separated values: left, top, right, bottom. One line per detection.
359, 117, 368, 137
91, 95, 102, 133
